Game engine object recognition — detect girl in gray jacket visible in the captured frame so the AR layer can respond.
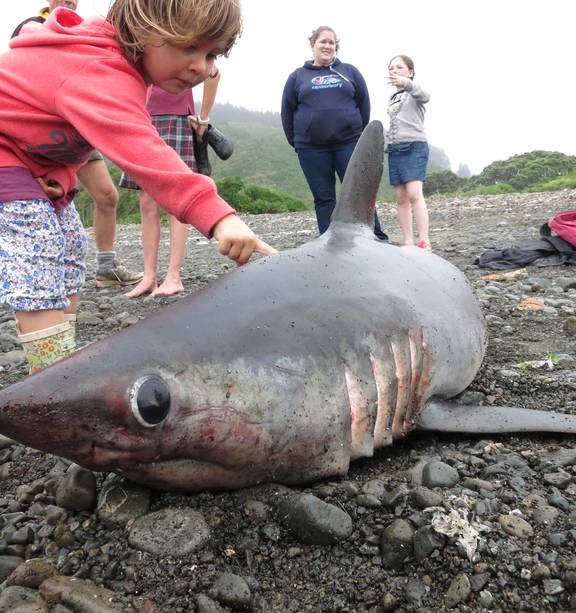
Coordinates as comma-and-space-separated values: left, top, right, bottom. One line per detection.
386, 55, 431, 251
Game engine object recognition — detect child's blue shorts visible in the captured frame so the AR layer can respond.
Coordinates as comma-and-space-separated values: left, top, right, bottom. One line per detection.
387, 141, 429, 186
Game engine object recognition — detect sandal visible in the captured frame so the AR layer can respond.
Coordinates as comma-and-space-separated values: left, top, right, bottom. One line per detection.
416, 239, 432, 252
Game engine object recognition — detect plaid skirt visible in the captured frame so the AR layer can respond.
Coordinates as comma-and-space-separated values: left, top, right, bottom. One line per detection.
119, 115, 197, 190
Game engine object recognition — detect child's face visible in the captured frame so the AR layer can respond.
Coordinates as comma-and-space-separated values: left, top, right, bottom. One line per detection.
388, 57, 414, 79
49, 0, 78, 10
141, 38, 228, 93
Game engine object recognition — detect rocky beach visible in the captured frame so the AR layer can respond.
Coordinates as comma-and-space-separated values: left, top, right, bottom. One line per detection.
0, 189, 575, 612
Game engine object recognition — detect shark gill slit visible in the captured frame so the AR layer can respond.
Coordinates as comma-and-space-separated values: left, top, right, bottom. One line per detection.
347, 330, 427, 460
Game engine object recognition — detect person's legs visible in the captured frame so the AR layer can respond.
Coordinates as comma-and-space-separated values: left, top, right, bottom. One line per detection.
0, 199, 77, 372
125, 191, 161, 298
405, 180, 430, 249
152, 214, 188, 297
334, 144, 388, 240
78, 158, 143, 287
394, 184, 414, 245
297, 148, 337, 234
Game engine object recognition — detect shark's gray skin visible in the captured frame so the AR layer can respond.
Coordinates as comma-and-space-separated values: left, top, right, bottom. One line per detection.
0, 121, 575, 491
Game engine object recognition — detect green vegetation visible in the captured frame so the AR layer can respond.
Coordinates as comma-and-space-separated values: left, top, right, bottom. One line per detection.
75, 165, 308, 226
425, 151, 576, 197
74, 102, 460, 225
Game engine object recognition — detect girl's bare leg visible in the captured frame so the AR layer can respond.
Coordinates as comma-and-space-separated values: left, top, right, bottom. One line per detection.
394, 184, 414, 245
126, 191, 160, 298
406, 180, 430, 244
152, 214, 188, 297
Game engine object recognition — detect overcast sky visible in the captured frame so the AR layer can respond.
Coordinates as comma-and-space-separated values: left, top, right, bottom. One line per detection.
2, 0, 575, 174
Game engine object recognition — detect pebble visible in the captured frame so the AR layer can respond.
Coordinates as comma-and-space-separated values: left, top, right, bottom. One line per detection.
40, 575, 125, 611
55, 464, 97, 512
413, 525, 445, 561
7, 559, 57, 588
209, 572, 252, 609
128, 508, 210, 556
278, 494, 353, 545
421, 461, 460, 488
380, 519, 414, 569
445, 572, 471, 608
532, 505, 561, 526
498, 514, 534, 538
409, 486, 444, 509
96, 478, 151, 528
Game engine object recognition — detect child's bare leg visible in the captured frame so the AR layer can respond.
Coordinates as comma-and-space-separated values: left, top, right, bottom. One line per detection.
126, 191, 161, 298
395, 184, 414, 245
407, 180, 430, 244
16, 310, 65, 333
152, 215, 188, 297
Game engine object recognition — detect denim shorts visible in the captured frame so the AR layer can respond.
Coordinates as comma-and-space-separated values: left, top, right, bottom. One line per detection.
387, 141, 429, 186
0, 198, 87, 311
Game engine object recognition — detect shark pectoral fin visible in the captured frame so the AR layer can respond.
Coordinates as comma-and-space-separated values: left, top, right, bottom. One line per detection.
416, 400, 576, 435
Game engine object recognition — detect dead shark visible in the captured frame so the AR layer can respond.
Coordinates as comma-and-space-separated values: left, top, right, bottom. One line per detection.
0, 121, 574, 491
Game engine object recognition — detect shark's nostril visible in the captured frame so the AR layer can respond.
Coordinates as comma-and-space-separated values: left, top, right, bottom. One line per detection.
129, 375, 171, 427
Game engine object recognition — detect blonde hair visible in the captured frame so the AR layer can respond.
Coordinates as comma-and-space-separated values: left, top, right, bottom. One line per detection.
107, 0, 242, 62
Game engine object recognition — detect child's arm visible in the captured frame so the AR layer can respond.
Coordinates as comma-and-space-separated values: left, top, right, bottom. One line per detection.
402, 79, 430, 104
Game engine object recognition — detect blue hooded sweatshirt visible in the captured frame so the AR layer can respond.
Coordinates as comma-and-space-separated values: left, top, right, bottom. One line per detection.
281, 58, 370, 150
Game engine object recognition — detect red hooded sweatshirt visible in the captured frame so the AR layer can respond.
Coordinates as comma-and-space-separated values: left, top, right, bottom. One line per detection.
0, 8, 234, 237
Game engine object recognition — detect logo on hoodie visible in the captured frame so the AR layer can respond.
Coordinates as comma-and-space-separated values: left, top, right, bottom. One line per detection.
311, 75, 342, 90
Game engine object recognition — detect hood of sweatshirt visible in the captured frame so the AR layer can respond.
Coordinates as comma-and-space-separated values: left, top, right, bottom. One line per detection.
9, 7, 119, 52
303, 57, 342, 70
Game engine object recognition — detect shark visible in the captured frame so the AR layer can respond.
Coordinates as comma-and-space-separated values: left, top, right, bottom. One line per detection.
0, 121, 574, 491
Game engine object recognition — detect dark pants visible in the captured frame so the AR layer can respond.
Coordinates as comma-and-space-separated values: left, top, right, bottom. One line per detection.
297, 143, 387, 239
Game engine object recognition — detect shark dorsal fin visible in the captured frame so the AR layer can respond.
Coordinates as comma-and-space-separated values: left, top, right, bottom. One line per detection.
331, 120, 384, 227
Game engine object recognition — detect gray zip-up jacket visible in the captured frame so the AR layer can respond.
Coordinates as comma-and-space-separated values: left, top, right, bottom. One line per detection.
386, 78, 430, 144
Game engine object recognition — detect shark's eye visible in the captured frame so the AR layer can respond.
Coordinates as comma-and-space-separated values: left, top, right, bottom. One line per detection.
130, 375, 171, 427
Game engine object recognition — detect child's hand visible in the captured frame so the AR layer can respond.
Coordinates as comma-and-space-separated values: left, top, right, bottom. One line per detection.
212, 215, 277, 265
387, 72, 404, 87
36, 178, 64, 201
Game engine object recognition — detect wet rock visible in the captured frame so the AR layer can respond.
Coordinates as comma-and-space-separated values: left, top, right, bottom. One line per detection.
209, 572, 252, 609
380, 519, 414, 569
96, 478, 151, 528
278, 494, 353, 545
0, 585, 39, 611
196, 593, 225, 613
40, 575, 125, 611
531, 505, 561, 526
7, 559, 57, 588
564, 316, 576, 336
405, 577, 428, 605
543, 470, 572, 489
128, 508, 210, 556
409, 486, 444, 509
413, 525, 445, 560
498, 514, 534, 538
421, 461, 460, 488
0, 555, 25, 582
445, 572, 471, 608
55, 464, 97, 512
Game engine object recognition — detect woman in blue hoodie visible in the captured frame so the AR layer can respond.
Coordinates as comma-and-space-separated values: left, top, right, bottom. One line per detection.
281, 26, 386, 239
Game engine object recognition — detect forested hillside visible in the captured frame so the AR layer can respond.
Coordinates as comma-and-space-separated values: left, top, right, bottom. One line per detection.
425, 150, 576, 196
208, 103, 452, 204
76, 103, 454, 224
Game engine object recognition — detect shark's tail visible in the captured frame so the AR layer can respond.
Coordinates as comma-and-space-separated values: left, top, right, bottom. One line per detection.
417, 400, 576, 434
331, 120, 384, 228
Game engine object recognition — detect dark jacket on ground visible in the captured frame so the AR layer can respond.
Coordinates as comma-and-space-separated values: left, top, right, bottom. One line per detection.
281, 58, 370, 150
